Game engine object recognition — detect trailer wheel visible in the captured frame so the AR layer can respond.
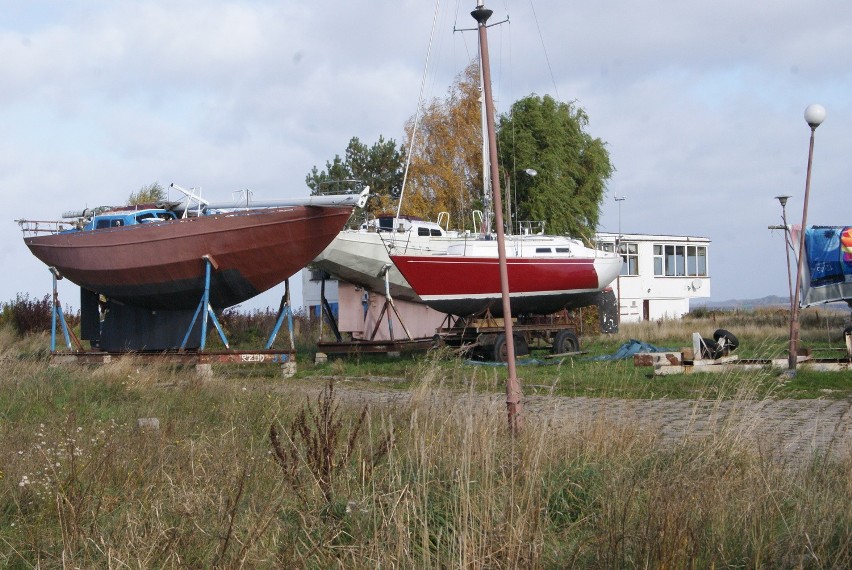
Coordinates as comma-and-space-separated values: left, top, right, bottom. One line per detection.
552, 330, 579, 354
492, 333, 528, 362
712, 328, 739, 352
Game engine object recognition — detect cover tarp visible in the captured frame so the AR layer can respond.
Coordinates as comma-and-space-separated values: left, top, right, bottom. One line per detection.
801, 226, 852, 307
586, 339, 670, 361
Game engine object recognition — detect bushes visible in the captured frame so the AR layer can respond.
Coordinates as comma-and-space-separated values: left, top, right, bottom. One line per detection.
217, 306, 319, 351
2, 293, 53, 335
1, 293, 80, 337
3, 293, 52, 335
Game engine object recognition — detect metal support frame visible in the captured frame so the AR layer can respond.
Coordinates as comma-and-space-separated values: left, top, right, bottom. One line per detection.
48, 267, 82, 353
319, 275, 343, 342
265, 279, 296, 350
181, 256, 229, 351
368, 264, 413, 342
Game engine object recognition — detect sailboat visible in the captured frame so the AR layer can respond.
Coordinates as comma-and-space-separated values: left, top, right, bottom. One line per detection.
311, 212, 480, 302
388, 1, 621, 318
19, 186, 368, 310
391, 236, 621, 317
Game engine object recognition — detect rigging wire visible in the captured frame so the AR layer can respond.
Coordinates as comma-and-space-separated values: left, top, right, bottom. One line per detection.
397, 0, 443, 221
527, 0, 560, 100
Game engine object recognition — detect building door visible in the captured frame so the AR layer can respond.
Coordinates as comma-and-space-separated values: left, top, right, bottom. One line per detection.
643, 299, 650, 321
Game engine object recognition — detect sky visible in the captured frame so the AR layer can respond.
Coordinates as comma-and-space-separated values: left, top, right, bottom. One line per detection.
2, 0, 851, 312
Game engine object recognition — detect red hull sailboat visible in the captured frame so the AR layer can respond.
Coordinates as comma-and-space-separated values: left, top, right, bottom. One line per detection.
389, 1, 621, 319
391, 238, 621, 317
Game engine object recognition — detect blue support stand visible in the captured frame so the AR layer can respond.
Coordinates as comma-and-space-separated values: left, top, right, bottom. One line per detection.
48, 267, 83, 353
48, 267, 79, 353
265, 279, 295, 350
181, 256, 230, 351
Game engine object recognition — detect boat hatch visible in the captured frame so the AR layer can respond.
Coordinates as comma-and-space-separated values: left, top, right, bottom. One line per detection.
95, 218, 127, 229
90, 209, 177, 230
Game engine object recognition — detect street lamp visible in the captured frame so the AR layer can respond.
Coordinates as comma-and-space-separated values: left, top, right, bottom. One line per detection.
773, 195, 794, 314
788, 104, 826, 372
615, 195, 627, 325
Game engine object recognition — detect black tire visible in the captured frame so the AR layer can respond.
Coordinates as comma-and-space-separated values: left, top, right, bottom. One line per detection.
493, 333, 509, 362
700, 337, 723, 360
712, 328, 739, 352
514, 334, 529, 357
552, 330, 580, 354
492, 333, 528, 362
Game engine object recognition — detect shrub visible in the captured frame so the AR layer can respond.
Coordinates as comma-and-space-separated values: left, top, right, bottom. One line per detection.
5, 294, 53, 336
2, 293, 81, 337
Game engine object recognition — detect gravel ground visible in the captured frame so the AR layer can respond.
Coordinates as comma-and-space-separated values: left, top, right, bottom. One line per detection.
284, 381, 852, 462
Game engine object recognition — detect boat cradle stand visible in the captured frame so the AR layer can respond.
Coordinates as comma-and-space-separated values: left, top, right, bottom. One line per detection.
45, 263, 298, 377
48, 266, 84, 353
315, 266, 431, 358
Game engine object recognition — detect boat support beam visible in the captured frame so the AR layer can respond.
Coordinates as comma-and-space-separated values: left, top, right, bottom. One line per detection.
48, 267, 83, 353
265, 279, 296, 350
369, 264, 413, 342
320, 275, 343, 343
181, 255, 230, 351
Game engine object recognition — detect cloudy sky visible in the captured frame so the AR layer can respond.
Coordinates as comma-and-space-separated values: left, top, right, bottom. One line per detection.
2, 0, 851, 312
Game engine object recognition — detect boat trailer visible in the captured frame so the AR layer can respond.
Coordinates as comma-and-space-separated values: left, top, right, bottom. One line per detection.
434, 311, 584, 362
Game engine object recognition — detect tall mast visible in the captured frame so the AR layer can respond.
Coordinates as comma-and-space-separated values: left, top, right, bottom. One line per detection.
472, 0, 523, 432
479, 63, 492, 235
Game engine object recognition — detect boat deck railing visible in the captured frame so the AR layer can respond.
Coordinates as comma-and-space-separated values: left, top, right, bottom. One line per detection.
16, 219, 77, 237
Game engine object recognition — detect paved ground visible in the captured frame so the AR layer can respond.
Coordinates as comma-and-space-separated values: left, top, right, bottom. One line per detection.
288, 381, 852, 462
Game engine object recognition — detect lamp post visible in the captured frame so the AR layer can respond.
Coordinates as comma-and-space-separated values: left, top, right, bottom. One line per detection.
615, 195, 627, 325
519, 168, 537, 233
788, 104, 826, 372
774, 195, 794, 314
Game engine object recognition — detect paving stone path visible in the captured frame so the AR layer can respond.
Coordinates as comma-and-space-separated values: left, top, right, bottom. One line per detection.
285, 381, 852, 462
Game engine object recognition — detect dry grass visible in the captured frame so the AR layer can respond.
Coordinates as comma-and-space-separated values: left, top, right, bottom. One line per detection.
612, 306, 850, 347
0, 324, 850, 567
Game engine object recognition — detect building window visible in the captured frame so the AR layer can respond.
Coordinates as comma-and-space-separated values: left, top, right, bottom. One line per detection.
654, 244, 707, 277
619, 242, 638, 276
597, 241, 638, 275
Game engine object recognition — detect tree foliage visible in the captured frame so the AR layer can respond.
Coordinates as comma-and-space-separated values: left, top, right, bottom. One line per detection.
127, 182, 166, 205
306, 136, 404, 217
496, 95, 613, 239
306, 64, 612, 239
402, 61, 484, 230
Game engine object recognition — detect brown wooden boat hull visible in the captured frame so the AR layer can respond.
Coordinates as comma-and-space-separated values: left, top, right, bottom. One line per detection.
24, 206, 352, 309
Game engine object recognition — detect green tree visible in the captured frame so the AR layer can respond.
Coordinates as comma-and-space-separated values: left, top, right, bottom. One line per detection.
306, 136, 404, 217
128, 182, 166, 205
496, 95, 613, 240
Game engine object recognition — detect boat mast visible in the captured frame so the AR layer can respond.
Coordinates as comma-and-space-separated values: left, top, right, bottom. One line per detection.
472, 0, 523, 432
479, 63, 493, 236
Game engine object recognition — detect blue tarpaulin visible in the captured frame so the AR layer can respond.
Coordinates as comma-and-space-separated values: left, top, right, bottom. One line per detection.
802, 226, 852, 306
586, 339, 670, 361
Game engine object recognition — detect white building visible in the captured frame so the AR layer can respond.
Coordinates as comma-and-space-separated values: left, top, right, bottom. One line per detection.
594, 232, 711, 322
